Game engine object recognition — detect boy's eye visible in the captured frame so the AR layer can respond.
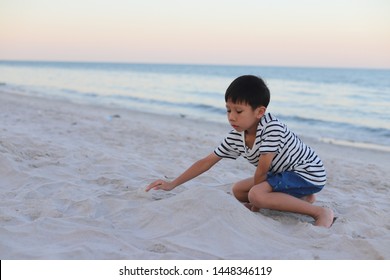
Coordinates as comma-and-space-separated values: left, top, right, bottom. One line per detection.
236, 110, 243, 114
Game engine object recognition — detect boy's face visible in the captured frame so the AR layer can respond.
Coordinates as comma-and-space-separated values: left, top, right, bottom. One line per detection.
225, 100, 265, 133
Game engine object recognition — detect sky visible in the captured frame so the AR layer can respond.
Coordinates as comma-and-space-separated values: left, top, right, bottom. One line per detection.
1, 0, 389, 69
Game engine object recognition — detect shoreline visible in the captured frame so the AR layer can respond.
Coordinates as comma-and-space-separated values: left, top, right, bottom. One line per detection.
2, 85, 389, 153
1, 89, 389, 259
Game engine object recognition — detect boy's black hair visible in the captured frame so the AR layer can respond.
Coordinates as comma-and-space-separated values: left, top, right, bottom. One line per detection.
225, 75, 270, 109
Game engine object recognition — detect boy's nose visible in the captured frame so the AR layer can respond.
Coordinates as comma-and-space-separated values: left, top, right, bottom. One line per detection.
228, 113, 236, 121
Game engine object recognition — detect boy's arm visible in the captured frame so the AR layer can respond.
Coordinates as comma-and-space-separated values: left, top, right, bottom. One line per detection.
254, 153, 275, 185
145, 152, 222, 192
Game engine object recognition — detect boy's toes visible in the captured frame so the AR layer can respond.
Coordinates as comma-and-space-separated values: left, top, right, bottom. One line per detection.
301, 194, 316, 204
243, 203, 260, 212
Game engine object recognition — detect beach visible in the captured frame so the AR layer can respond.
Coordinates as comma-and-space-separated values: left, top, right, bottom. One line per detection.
0, 89, 389, 260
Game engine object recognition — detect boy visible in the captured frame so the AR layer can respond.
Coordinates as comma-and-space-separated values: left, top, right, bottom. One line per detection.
146, 75, 334, 228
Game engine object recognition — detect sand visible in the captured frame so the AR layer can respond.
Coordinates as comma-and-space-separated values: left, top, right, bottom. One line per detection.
0, 89, 389, 260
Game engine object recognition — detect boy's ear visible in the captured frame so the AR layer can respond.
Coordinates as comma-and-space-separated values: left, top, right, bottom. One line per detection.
256, 106, 266, 119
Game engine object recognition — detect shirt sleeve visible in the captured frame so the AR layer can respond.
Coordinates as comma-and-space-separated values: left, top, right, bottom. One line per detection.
214, 132, 242, 160
258, 122, 286, 154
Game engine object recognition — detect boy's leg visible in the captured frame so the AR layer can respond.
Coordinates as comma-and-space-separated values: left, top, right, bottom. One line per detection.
248, 181, 334, 227
233, 176, 315, 205
232, 177, 254, 202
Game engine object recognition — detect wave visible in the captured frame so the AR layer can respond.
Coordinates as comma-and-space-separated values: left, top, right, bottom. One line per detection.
108, 94, 227, 115
275, 113, 390, 146
277, 113, 390, 133
98, 92, 390, 146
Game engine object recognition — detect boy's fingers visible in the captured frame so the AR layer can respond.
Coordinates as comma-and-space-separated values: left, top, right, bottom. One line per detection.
145, 182, 155, 192
145, 180, 162, 192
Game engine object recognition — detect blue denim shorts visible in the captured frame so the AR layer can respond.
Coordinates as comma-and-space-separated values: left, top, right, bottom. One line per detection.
267, 171, 324, 198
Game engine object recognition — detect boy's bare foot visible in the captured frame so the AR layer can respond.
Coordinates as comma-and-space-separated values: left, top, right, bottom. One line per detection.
301, 194, 316, 204
314, 207, 335, 228
244, 203, 260, 212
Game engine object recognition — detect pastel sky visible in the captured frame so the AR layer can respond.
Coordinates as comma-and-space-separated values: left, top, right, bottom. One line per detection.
1, 0, 389, 68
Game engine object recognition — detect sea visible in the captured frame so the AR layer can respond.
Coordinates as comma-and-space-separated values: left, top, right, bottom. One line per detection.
1, 60, 389, 151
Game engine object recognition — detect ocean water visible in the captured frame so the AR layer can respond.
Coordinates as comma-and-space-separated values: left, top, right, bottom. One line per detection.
1, 61, 389, 150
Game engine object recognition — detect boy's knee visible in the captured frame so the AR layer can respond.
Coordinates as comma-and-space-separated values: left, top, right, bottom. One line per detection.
231, 178, 253, 202
248, 183, 271, 206
248, 186, 259, 205
231, 182, 241, 198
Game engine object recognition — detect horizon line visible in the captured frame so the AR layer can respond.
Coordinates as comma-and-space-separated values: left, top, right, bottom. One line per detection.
0, 58, 389, 71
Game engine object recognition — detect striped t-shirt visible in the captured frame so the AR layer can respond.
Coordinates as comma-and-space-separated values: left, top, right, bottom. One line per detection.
214, 113, 326, 186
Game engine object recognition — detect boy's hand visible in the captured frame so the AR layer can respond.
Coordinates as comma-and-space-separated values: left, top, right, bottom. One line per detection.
145, 180, 176, 192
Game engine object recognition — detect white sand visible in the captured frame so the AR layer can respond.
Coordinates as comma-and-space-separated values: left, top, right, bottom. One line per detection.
0, 90, 389, 260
